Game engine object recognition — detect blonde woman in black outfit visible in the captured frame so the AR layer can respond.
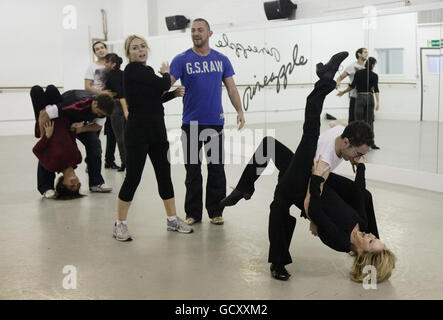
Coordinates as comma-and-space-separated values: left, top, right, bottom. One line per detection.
113, 35, 192, 241
221, 52, 396, 282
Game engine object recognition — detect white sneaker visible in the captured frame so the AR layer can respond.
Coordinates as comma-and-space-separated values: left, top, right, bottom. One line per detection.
90, 184, 112, 193
43, 189, 56, 199
113, 222, 132, 241
167, 217, 194, 234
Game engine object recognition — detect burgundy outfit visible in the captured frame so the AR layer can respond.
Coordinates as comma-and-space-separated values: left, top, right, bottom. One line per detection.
32, 117, 82, 173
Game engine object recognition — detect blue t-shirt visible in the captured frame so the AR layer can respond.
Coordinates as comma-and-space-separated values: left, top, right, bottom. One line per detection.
170, 48, 235, 125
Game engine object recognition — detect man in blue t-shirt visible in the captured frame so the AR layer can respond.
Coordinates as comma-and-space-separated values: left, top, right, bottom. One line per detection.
170, 18, 245, 226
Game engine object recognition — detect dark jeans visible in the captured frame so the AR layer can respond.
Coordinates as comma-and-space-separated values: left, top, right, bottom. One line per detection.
30, 85, 105, 191
181, 123, 226, 220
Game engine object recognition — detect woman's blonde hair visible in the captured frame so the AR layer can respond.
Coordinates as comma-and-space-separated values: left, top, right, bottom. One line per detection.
124, 35, 149, 61
349, 248, 396, 283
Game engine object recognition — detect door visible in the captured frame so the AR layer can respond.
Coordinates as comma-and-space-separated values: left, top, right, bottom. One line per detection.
421, 48, 442, 122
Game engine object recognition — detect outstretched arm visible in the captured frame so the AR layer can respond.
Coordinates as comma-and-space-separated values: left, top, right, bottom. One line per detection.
335, 71, 349, 89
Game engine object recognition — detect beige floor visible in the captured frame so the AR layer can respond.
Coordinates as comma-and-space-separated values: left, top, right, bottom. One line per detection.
1, 121, 443, 300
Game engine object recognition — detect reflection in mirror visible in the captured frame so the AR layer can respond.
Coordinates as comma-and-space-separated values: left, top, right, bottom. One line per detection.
439, 8, 443, 175
361, 10, 441, 173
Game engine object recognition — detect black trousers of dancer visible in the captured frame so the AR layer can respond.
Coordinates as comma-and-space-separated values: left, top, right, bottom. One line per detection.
270, 79, 336, 265
348, 97, 356, 124
181, 123, 226, 220
104, 116, 117, 165
110, 100, 127, 167
355, 93, 375, 131
31, 85, 105, 192
118, 115, 174, 202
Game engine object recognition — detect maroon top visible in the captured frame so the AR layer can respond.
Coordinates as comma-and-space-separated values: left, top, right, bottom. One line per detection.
32, 118, 82, 173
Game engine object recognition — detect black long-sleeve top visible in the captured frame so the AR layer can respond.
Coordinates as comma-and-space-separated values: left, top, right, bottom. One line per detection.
350, 69, 379, 93
105, 69, 125, 99
123, 62, 172, 116
308, 164, 378, 252
56, 90, 99, 124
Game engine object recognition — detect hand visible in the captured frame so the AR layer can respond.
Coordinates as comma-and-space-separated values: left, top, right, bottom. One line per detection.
123, 109, 129, 120
309, 221, 318, 237
70, 122, 84, 134
313, 156, 330, 178
103, 90, 117, 97
44, 121, 54, 139
237, 111, 245, 130
174, 86, 185, 97
335, 82, 341, 90
38, 110, 51, 128
356, 155, 366, 165
376, 103, 379, 111
159, 62, 170, 75
337, 91, 345, 97
350, 157, 357, 173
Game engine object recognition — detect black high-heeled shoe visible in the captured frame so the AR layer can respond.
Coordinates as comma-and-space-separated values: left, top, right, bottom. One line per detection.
270, 263, 291, 281
219, 189, 251, 207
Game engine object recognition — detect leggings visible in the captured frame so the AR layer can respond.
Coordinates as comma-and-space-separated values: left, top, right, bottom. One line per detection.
118, 115, 174, 202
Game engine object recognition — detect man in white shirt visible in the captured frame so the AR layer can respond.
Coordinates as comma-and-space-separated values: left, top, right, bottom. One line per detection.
85, 41, 120, 170
335, 48, 368, 123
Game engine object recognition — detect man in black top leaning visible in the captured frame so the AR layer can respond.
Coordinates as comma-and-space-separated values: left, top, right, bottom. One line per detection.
33, 85, 115, 194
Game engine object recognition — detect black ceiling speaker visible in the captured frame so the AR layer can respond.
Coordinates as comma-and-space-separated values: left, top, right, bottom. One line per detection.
264, 0, 297, 20
165, 15, 190, 31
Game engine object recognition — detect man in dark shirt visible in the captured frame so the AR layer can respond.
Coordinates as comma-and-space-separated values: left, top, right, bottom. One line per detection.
32, 85, 115, 195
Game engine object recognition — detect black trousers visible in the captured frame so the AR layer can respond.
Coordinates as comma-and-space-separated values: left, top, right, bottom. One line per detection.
118, 115, 174, 202
266, 79, 336, 265
348, 97, 356, 124
181, 123, 226, 220
104, 116, 117, 164
30, 85, 105, 191
355, 93, 375, 131
110, 100, 127, 166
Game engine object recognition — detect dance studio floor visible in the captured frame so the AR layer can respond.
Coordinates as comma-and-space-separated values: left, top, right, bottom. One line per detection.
1, 120, 443, 300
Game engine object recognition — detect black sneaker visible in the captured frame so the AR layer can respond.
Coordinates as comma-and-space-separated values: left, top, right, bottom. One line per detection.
219, 189, 251, 207
316, 51, 349, 80
105, 162, 121, 170
118, 164, 126, 172
270, 263, 291, 281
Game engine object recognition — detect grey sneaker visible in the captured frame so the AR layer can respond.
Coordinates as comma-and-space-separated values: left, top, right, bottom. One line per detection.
167, 217, 194, 234
90, 184, 113, 193
113, 222, 132, 241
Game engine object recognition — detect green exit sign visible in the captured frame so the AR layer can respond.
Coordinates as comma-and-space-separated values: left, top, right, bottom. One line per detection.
427, 39, 443, 47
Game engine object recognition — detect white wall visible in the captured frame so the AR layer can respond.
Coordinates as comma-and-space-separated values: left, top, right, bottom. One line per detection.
150, 0, 443, 36
0, 0, 123, 135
